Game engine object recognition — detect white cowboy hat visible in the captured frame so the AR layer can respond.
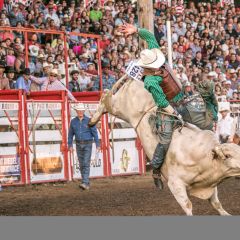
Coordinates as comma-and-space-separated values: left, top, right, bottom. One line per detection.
37, 53, 45, 59
29, 45, 39, 57
184, 81, 191, 87
123, 50, 132, 58
225, 80, 232, 85
80, 53, 90, 59
49, 68, 59, 76
73, 103, 85, 111
208, 71, 217, 77
105, 6, 111, 11
137, 48, 165, 69
229, 69, 236, 74
63, 14, 70, 19
43, 62, 50, 68
219, 102, 230, 112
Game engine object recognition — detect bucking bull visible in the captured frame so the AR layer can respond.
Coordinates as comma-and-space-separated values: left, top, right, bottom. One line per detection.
89, 77, 240, 216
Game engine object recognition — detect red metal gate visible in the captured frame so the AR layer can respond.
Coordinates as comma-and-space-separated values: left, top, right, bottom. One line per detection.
0, 90, 26, 186
24, 91, 69, 183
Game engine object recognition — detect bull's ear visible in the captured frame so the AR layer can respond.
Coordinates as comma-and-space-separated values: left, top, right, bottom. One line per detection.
213, 145, 227, 160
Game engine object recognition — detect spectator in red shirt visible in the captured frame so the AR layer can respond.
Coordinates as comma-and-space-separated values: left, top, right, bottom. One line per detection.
100, 34, 110, 51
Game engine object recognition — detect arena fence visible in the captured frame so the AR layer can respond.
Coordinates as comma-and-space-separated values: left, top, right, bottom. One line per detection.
0, 90, 145, 186
0, 90, 26, 186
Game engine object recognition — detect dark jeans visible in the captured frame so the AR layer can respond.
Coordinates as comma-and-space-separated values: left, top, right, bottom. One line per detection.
76, 143, 92, 185
151, 114, 174, 169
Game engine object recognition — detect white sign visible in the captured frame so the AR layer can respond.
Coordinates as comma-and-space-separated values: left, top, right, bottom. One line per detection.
125, 61, 144, 81
0, 102, 18, 110
0, 154, 21, 184
110, 141, 140, 175
28, 102, 62, 110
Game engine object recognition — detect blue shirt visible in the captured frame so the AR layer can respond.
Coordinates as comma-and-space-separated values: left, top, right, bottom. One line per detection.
16, 76, 31, 92
93, 74, 116, 91
68, 115, 100, 148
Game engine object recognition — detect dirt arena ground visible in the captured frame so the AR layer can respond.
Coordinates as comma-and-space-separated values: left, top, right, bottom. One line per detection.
1, 174, 240, 216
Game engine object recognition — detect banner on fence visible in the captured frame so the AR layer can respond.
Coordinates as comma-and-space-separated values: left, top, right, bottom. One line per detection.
0, 155, 21, 184
0, 102, 18, 110
30, 152, 65, 182
110, 141, 140, 175
28, 102, 62, 111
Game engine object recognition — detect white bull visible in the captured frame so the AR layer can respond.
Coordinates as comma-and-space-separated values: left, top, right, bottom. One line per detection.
89, 77, 240, 215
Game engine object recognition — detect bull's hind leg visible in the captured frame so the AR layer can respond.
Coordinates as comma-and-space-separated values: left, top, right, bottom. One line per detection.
168, 180, 193, 216
208, 187, 231, 216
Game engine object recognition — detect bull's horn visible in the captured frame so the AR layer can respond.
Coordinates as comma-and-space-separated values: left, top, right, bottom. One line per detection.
111, 74, 128, 93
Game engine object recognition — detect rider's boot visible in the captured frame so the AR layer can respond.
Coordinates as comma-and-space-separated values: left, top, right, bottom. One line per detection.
151, 143, 167, 190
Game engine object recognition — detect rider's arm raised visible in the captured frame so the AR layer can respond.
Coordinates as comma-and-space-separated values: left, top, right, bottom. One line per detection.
138, 28, 160, 50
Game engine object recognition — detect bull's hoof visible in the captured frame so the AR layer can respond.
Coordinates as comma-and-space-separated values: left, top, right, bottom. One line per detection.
153, 175, 164, 190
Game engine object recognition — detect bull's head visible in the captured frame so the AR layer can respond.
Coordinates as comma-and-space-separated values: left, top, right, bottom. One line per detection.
214, 143, 240, 174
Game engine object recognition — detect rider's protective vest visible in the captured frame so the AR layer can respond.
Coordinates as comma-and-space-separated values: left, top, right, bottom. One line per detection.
158, 64, 182, 101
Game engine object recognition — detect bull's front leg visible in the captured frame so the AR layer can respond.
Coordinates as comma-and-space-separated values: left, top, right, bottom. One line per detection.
208, 187, 231, 216
168, 179, 193, 216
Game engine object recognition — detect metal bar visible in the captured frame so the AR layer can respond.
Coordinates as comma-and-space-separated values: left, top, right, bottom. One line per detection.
97, 38, 103, 92
61, 91, 69, 180
28, 109, 41, 138
167, 0, 173, 68
48, 110, 62, 136
63, 33, 69, 88
3, 110, 19, 138
30, 102, 37, 166
109, 115, 116, 163
0, 27, 101, 39
24, 31, 29, 68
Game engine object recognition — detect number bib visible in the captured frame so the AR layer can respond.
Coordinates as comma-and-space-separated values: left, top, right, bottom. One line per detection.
125, 61, 144, 81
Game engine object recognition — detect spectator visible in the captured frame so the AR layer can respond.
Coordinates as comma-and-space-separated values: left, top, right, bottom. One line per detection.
68, 102, 100, 190
78, 69, 93, 91
79, 53, 91, 70
69, 69, 81, 92
45, 3, 60, 27
89, 4, 103, 23
216, 103, 236, 143
6, 48, 15, 67
0, 61, 9, 90
14, 50, 25, 74
8, 4, 25, 27
5, 66, 16, 89
93, 62, 116, 91
30, 68, 76, 101
15, 68, 31, 93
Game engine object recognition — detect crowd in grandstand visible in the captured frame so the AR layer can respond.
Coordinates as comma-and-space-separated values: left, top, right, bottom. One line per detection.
0, 0, 239, 102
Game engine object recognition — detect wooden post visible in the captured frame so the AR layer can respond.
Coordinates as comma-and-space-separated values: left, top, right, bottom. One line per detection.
138, 0, 154, 48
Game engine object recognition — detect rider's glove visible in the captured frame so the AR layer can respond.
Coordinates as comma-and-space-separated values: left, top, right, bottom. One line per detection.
175, 113, 184, 126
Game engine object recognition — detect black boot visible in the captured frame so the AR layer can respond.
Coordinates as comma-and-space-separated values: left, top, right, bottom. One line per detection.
151, 143, 167, 190
152, 167, 163, 190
